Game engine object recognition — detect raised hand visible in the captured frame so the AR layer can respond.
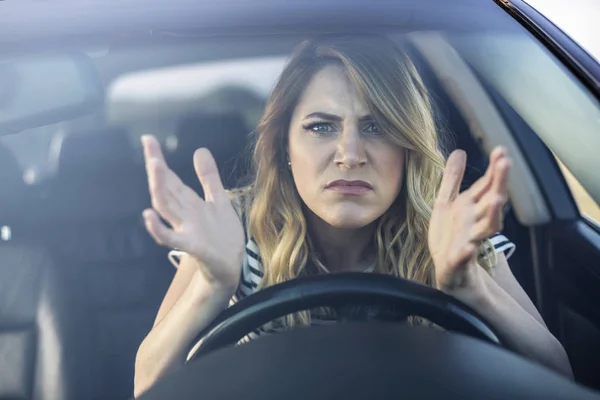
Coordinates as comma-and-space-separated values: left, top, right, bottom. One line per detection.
428, 147, 511, 292
141, 135, 245, 289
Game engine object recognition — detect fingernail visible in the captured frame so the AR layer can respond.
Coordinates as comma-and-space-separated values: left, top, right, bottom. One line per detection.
450, 149, 466, 161
498, 158, 511, 169
142, 209, 152, 220
141, 135, 153, 145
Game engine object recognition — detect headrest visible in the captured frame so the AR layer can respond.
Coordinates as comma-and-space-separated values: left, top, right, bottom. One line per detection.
56, 126, 135, 178
170, 113, 251, 188
174, 113, 249, 162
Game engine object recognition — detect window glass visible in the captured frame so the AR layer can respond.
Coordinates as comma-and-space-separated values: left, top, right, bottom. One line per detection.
556, 156, 600, 224
452, 33, 600, 222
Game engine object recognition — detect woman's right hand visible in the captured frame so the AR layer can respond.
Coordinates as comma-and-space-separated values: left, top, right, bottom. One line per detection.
141, 135, 245, 291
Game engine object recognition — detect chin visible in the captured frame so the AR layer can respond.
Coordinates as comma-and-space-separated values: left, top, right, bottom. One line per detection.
320, 206, 382, 229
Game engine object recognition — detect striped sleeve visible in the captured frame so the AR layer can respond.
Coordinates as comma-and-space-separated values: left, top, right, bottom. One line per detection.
167, 245, 270, 344
167, 237, 265, 298
237, 238, 264, 297
167, 249, 186, 268
488, 232, 516, 260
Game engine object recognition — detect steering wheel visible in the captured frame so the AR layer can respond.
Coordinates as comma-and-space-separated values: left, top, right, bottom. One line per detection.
186, 273, 503, 362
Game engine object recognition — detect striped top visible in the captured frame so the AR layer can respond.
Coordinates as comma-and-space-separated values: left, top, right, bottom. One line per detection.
169, 232, 515, 341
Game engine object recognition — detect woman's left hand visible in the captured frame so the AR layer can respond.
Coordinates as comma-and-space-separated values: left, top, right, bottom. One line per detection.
428, 146, 511, 294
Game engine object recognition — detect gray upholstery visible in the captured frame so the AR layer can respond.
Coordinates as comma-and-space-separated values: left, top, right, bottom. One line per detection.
0, 115, 254, 399
0, 142, 93, 400
0, 244, 93, 400
43, 128, 173, 400
168, 113, 252, 196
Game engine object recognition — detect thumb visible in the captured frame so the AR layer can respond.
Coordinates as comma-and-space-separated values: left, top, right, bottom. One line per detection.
193, 148, 226, 203
436, 150, 467, 204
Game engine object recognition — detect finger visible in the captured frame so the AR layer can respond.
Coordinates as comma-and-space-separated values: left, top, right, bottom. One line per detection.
475, 193, 506, 221
436, 150, 467, 205
141, 135, 167, 165
473, 157, 510, 220
147, 158, 183, 224
475, 158, 510, 220
142, 135, 173, 205
153, 158, 189, 211
469, 146, 507, 202
491, 156, 511, 198
468, 168, 492, 202
193, 148, 226, 204
471, 206, 504, 242
143, 208, 185, 249
490, 146, 507, 164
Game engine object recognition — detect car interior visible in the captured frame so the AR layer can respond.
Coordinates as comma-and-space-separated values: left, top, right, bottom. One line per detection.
1, 6, 600, 399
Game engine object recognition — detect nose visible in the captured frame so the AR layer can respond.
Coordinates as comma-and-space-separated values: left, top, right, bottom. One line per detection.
334, 125, 367, 169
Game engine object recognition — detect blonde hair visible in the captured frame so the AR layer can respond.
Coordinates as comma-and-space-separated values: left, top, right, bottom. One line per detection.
233, 35, 495, 326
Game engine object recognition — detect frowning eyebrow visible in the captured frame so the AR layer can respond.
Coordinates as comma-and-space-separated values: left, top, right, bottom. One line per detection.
303, 112, 374, 122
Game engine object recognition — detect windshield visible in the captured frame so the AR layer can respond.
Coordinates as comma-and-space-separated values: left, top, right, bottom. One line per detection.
4, 4, 600, 400
2, 27, 599, 219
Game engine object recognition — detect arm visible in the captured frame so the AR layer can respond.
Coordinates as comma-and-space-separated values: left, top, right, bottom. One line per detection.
152, 254, 199, 328
134, 136, 245, 397
134, 255, 236, 398
451, 254, 573, 378
490, 253, 546, 327
429, 148, 572, 378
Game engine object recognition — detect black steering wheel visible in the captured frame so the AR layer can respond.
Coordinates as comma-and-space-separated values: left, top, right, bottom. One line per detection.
186, 273, 503, 362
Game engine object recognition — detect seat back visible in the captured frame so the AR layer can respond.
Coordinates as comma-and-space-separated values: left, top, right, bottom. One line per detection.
39, 128, 174, 400
0, 142, 94, 400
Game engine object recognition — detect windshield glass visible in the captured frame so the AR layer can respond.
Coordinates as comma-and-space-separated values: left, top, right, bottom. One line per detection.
4, 4, 600, 400
1, 8, 599, 214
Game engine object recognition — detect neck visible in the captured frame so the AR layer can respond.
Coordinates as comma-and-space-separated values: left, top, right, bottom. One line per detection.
306, 212, 377, 273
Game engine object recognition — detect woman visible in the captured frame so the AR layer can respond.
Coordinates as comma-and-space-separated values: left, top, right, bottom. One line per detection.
133, 35, 572, 397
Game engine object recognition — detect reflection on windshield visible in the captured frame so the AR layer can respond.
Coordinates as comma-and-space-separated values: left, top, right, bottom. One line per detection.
453, 32, 600, 206
2, 30, 599, 214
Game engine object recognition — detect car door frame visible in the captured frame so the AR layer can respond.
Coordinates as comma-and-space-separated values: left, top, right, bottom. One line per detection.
496, 0, 600, 388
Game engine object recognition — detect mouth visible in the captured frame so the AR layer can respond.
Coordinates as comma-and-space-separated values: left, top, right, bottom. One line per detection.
325, 179, 373, 195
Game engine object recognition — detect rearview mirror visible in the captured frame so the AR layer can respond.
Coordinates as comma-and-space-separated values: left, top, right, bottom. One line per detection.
0, 53, 103, 134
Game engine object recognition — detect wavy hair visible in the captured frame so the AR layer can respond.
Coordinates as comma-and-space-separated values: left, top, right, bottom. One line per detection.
233, 35, 495, 326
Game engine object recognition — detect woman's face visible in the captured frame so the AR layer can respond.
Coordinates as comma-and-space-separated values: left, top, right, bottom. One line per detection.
288, 64, 405, 229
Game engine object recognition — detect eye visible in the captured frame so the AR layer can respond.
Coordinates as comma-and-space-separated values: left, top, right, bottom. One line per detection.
302, 122, 336, 135
363, 122, 382, 135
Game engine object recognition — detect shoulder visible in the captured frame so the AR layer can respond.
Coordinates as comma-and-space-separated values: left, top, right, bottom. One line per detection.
233, 236, 265, 300
227, 185, 254, 218
226, 185, 263, 299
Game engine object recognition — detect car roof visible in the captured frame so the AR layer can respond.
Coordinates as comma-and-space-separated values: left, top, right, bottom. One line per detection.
0, 0, 512, 47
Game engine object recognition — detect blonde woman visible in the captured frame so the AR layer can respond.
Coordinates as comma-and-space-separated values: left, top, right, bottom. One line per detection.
133, 36, 571, 397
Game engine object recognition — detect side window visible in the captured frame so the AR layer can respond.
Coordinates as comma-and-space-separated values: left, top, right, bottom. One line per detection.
453, 33, 600, 226
556, 157, 600, 224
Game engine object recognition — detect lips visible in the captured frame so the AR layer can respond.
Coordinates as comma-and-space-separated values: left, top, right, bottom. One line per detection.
325, 179, 373, 195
